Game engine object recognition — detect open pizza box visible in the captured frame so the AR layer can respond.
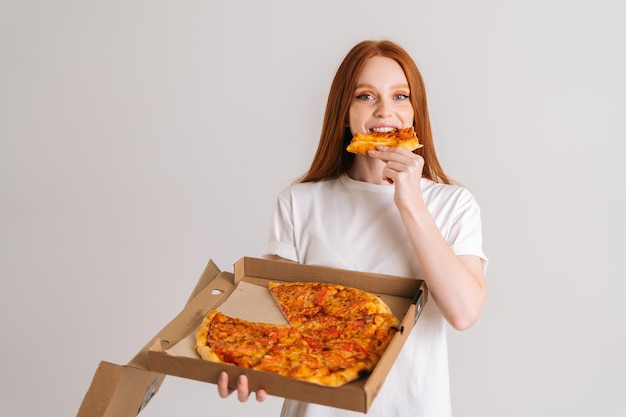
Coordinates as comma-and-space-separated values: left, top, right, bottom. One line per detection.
77, 257, 427, 416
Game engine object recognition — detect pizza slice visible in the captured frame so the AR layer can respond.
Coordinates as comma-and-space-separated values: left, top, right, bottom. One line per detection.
195, 309, 371, 386
268, 281, 400, 359
195, 310, 299, 368
268, 281, 398, 327
346, 126, 422, 155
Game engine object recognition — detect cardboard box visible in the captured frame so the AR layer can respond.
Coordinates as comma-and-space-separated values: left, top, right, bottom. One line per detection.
148, 257, 427, 413
77, 257, 426, 416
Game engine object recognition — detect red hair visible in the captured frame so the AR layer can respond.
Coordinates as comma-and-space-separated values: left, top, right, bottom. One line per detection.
299, 40, 452, 185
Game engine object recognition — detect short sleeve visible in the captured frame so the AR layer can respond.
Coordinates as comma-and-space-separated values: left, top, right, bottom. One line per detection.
448, 190, 489, 272
264, 189, 299, 262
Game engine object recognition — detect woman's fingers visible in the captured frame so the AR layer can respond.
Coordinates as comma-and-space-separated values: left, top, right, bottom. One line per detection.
236, 374, 252, 402
255, 387, 267, 402
217, 371, 234, 398
217, 371, 267, 402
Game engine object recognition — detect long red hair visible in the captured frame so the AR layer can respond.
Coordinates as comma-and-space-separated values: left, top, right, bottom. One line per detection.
299, 40, 451, 185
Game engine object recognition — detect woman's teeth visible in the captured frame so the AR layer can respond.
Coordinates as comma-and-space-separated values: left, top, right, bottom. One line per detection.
371, 127, 395, 133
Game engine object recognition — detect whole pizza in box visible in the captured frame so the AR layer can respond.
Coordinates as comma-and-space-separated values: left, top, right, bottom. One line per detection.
195, 281, 400, 387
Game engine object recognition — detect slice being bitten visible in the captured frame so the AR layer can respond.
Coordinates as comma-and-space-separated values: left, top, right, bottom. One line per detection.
346, 126, 422, 155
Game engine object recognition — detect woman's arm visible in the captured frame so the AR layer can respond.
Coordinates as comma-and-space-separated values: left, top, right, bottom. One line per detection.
370, 146, 486, 330
399, 209, 486, 330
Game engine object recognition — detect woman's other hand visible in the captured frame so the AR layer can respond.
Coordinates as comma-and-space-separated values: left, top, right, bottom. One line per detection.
217, 371, 267, 402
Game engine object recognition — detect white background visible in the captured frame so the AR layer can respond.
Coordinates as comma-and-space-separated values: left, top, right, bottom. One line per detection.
1, 1, 624, 416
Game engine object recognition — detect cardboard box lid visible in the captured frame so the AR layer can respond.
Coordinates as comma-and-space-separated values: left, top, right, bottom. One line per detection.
147, 257, 427, 413
76, 260, 225, 417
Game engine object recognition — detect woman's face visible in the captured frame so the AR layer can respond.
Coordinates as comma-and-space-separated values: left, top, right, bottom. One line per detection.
348, 56, 414, 135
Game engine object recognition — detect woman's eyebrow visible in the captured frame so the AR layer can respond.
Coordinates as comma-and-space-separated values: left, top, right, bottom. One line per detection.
354, 83, 410, 90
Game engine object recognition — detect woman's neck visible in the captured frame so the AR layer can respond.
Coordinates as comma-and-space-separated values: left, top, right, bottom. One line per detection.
347, 156, 389, 184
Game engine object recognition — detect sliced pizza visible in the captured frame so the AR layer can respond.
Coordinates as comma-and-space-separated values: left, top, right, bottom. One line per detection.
195, 281, 400, 387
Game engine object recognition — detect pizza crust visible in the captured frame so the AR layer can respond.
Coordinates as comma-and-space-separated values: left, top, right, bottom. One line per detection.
195, 311, 226, 363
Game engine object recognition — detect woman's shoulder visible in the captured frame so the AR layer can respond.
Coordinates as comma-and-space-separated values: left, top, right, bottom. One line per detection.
277, 177, 342, 201
281, 177, 341, 193
421, 178, 478, 207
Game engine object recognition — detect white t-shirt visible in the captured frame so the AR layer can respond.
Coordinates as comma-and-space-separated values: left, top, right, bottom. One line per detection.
265, 173, 487, 417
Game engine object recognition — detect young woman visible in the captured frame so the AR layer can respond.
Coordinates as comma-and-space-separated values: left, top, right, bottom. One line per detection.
217, 39, 488, 417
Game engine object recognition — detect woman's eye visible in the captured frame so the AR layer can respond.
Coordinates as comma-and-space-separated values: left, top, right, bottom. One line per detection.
356, 93, 374, 100
394, 93, 410, 100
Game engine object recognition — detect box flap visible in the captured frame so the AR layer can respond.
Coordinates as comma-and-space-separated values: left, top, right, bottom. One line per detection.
77, 260, 225, 417
234, 257, 422, 296
76, 361, 164, 417
128, 264, 234, 370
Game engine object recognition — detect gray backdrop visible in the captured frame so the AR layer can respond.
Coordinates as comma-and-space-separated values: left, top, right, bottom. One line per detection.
1, 1, 624, 416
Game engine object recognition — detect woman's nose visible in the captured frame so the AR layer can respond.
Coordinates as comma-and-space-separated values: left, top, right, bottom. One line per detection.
374, 99, 392, 117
